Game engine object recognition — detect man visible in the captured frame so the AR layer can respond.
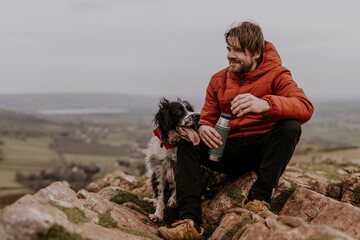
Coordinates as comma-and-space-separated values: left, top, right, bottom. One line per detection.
158, 21, 314, 240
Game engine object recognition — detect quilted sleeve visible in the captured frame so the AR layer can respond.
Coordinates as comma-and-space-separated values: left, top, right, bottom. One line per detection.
261, 69, 314, 124
199, 79, 221, 128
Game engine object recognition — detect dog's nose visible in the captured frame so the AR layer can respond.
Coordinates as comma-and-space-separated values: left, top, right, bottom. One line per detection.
193, 113, 200, 122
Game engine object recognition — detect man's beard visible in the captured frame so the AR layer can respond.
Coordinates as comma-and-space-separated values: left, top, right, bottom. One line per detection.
229, 62, 253, 74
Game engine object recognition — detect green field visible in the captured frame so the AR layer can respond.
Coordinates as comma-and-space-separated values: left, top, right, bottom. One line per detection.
0, 112, 154, 202
2, 137, 59, 164
1, 99, 360, 208
0, 137, 57, 192
0, 109, 157, 204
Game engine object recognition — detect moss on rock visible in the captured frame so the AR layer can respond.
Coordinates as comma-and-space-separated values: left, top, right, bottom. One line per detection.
118, 226, 163, 240
221, 215, 255, 240
271, 186, 296, 214
98, 212, 118, 228
110, 190, 154, 214
49, 202, 88, 224
223, 182, 244, 201
110, 189, 179, 227
38, 224, 88, 240
354, 186, 360, 203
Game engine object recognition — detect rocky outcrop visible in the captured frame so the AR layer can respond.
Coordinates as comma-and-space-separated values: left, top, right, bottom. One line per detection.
211, 209, 353, 240
1, 167, 360, 239
0, 181, 160, 240
281, 188, 360, 239
279, 166, 360, 207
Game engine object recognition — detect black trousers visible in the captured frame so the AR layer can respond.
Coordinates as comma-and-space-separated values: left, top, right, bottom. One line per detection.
176, 119, 301, 224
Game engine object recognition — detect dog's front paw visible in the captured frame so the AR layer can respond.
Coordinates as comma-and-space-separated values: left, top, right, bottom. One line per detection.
167, 196, 176, 208
149, 213, 163, 223
143, 197, 156, 205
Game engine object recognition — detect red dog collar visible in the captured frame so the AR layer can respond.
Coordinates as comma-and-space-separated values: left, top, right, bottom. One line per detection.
153, 127, 177, 149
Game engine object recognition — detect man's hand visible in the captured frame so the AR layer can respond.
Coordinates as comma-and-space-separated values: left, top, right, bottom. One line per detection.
198, 125, 222, 148
231, 93, 270, 117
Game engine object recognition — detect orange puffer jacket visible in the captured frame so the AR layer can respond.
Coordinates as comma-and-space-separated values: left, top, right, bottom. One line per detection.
200, 41, 314, 138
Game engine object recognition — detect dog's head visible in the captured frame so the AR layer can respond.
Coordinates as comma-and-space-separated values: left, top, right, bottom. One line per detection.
154, 98, 200, 145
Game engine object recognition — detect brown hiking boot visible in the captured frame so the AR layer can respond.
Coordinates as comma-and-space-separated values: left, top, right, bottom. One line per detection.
241, 198, 275, 218
158, 219, 204, 240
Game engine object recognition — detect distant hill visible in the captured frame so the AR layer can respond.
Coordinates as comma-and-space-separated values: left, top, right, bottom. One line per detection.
0, 93, 204, 114
0, 108, 46, 124
0, 108, 51, 136
0, 93, 359, 146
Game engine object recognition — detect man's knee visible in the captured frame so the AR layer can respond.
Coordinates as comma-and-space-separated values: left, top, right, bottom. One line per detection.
275, 119, 302, 140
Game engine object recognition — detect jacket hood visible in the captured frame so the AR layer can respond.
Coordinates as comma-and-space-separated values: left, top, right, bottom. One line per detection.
229, 41, 282, 82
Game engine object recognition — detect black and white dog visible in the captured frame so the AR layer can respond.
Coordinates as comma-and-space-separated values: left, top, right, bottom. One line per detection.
144, 98, 200, 222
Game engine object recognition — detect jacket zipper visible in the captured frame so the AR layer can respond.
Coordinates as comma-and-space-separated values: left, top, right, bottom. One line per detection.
239, 75, 244, 85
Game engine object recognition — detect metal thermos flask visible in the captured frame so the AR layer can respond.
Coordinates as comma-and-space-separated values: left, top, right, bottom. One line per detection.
208, 113, 231, 161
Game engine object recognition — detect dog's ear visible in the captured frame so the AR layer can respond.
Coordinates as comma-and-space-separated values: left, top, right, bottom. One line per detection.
154, 98, 171, 143
176, 97, 194, 112
159, 98, 170, 107
182, 100, 194, 112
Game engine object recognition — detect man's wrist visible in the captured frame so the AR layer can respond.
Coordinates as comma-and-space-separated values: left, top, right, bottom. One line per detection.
262, 99, 271, 112
197, 124, 206, 133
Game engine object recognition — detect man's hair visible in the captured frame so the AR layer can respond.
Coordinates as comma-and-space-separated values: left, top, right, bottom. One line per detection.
225, 21, 264, 56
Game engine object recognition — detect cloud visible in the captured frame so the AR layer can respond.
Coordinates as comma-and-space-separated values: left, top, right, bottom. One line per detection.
0, 0, 359, 100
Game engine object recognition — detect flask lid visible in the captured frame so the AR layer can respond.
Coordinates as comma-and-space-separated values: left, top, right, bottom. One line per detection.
221, 113, 231, 120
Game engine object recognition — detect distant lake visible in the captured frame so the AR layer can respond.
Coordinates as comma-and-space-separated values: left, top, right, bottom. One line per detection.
38, 108, 128, 115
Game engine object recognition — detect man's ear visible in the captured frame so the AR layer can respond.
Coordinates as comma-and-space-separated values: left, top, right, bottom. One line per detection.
253, 50, 261, 61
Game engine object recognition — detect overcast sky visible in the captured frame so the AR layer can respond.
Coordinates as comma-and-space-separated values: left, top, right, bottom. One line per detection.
0, 0, 359, 101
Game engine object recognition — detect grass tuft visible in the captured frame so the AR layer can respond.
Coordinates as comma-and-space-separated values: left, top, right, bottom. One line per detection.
49, 201, 88, 224
98, 212, 118, 228
270, 186, 296, 214
110, 190, 154, 214
354, 186, 360, 203
38, 224, 87, 240
110, 189, 179, 227
118, 225, 163, 240
221, 215, 255, 240
223, 182, 244, 201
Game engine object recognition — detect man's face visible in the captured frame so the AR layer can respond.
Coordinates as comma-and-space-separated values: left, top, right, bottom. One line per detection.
226, 37, 260, 74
